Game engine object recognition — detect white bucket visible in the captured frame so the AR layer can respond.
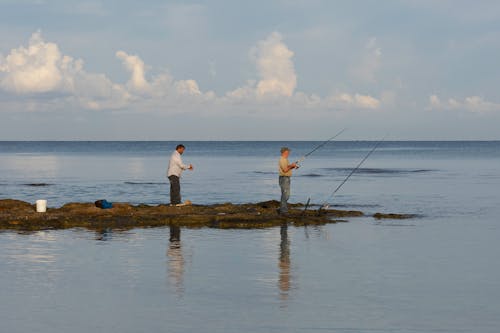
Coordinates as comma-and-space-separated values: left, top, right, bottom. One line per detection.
36, 200, 47, 213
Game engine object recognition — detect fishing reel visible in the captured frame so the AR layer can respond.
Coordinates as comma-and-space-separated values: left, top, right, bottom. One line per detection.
294, 158, 305, 169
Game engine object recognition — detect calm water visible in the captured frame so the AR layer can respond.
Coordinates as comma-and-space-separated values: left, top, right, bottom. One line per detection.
1, 141, 500, 332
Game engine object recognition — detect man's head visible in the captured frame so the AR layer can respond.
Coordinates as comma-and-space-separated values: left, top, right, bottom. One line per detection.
176, 144, 186, 154
280, 147, 290, 158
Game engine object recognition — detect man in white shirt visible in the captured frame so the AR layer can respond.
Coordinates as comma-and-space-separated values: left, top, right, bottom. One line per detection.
167, 144, 193, 205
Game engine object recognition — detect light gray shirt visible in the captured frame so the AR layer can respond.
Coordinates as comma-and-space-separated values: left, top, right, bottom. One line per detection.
167, 150, 189, 177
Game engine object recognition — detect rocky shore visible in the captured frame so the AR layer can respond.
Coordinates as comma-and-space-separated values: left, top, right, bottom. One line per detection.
0, 199, 415, 231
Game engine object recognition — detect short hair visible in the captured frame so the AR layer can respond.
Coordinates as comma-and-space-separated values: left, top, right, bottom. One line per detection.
280, 147, 290, 154
176, 144, 185, 150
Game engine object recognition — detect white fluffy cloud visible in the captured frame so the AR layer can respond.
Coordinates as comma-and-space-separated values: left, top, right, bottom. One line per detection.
255, 32, 297, 97
174, 80, 202, 95
225, 31, 299, 100
428, 94, 500, 113
115, 51, 209, 100
116, 51, 150, 92
0, 31, 381, 113
0, 31, 67, 93
0, 31, 130, 110
326, 93, 381, 110
225, 32, 380, 110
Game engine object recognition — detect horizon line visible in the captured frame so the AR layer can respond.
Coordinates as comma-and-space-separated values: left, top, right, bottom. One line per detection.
1, 139, 499, 142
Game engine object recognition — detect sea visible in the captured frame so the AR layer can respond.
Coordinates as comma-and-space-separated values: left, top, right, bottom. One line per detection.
0, 141, 499, 333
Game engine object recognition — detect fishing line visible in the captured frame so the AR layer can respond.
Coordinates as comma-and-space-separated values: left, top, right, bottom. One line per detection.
294, 128, 345, 216
295, 128, 346, 166
318, 135, 387, 212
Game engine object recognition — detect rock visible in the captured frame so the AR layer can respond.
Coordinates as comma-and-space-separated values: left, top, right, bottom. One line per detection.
373, 212, 416, 219
0, 199, 34, 212
0, 199, 414, 231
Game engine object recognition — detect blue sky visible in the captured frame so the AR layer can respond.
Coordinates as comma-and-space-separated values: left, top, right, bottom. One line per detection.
1, 0, 499, 140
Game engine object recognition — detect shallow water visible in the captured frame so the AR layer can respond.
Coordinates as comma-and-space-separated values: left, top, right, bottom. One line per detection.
1, 141, 500, 332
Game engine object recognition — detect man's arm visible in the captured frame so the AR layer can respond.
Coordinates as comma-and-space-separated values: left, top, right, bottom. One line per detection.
176, 154, 193, 170
280, 159, 297, 173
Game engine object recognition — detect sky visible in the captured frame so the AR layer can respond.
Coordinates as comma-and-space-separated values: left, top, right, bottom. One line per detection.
0, 0, 499, 140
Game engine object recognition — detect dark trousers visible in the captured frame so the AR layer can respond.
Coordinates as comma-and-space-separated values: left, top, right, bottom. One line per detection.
279, 176, 291, 214
168, 175, 181, 205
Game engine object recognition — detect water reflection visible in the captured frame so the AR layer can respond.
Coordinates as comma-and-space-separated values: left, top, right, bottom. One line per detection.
125, 157, 146, 177
279, 223, 291, 303
95, 228, 113, 241
0, 155, 60, 178
167, 225, 185, 297
6, 231, 59, 265
1, 231, 62, 290
304, 225, 330, 241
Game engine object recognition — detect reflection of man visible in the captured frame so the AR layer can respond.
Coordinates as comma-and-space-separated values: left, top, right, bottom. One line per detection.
167, 144, 193, 205
167, 225, 184, 296
95, 228, 113, 241
279, 223, 291, 301
278, 147, 298, 215
169, 225, 181, 242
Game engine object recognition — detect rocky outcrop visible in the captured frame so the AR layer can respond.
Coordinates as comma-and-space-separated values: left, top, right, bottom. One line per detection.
0, 199, 414, 231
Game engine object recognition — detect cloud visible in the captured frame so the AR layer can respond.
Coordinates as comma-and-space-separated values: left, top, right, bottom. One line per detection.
0, 31, 381, 113
428, 94, 500, 113
116, 51, 150, 92
174, 80, 201, 95
224, 32, 298, 100
326, 93, 381, 110
224, 32, 380, 110
0, 31, 65, 93
254, 31, 297, 97
115, 51, 210, 100
0, 31, 130, 110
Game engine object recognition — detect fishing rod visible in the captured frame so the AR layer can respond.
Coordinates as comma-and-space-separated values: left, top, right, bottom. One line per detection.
295, 128, 346, 167
297, 128, 345, 217
318, 135, 387, 212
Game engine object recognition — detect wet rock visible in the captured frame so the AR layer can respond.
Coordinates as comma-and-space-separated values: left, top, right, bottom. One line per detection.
0, 199, 34, 213
373, 212, 416, 219
0, 199, 413, 231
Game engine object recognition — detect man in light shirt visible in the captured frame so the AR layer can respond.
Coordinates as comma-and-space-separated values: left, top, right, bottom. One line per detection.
278, 147, 298, 215
167, 144, 193, 205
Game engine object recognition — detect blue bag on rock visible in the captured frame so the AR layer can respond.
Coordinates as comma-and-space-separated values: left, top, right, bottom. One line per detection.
95, 199, 113, 209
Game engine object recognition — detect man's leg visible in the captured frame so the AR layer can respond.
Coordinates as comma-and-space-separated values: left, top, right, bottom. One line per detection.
168, 175, 181, 205
279, 176, 291, 214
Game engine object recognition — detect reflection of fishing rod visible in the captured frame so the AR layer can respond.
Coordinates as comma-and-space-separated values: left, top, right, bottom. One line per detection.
295, 128, 346, 167
318, 136, 387, 212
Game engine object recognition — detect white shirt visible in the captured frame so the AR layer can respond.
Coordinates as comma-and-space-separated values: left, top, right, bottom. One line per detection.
167, 150, 189, 177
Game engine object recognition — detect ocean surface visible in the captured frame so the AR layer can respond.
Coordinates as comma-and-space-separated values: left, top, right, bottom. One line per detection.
1, 141, 499, 333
